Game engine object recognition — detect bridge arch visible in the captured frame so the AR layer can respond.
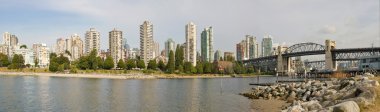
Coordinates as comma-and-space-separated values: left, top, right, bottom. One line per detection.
285, 42, 325, 54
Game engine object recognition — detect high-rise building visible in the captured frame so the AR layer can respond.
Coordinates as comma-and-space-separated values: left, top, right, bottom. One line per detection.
10, 35, 18, 47
185, 22, 197, 66
85, 28, 100, 55
224, 52, 234, 61
2, 32, 18, 56
236, 40, 246, 61
33, 43, 50, 67
140, 21, 154, 65
245, 35, 259, 59
3, 32, 11, 46
164, 38, 176, 60
128, 48, 140, 59
153, 41, 160, 58
262, 35, 273, 57
201, 27, 213, 62
54, 34, 84, 61
122, 38, 130, 50
55, 38, 66, 55
109, 28, 124, 67
69, 34, 84, 60
214, 50, 222, 61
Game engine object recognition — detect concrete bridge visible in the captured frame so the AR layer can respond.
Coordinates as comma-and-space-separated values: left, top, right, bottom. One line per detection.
243, 40, 380, 74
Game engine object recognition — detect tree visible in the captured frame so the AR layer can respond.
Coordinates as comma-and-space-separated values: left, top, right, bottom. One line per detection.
0, 53, 10, 67
166, 50, 175, 73
196, 61, 203, 74
126, 59, 136, 70
20, 45, 27, 49
136, 60, 145, 69
34, 58, 39, 68
219, 57, 223, 61
184, 62, 193, 74
233, 61, 246, 74
147, 60, 157, 70
77, 56, 89, 70
117, 59, 126, 69
175, 45, 184, 70
225, 55, 235, 62
88, 50, 98, 70
8, 54, 25, 69
103, 56, 114, 70
157, 60, 165, 71
96, 57, 104, 69
49, 62, 59, 72
203, 62, 212, 74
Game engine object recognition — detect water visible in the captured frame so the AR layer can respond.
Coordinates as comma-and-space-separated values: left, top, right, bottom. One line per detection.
0, 75, 263, 112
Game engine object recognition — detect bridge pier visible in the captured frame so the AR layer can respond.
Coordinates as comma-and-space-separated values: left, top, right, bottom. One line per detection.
277, 45, 291, 76
325, 39, 337, 71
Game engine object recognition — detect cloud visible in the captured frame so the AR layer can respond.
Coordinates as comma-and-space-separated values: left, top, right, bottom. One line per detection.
0, 0, 378, 52
320, 25, 337, 34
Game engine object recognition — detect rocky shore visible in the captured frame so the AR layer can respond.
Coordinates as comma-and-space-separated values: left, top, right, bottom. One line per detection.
240, 73, 379, 112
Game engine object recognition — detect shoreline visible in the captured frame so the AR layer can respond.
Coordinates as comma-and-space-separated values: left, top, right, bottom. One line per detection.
0, 71, 256, 79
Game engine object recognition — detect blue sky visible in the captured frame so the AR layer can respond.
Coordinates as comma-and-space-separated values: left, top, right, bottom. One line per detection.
0, 0, 379, 53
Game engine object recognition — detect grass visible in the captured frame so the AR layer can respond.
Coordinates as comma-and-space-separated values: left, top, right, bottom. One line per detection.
362, 77, 380, 112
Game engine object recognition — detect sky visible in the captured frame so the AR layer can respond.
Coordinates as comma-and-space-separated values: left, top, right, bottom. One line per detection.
0, 0, 379, 53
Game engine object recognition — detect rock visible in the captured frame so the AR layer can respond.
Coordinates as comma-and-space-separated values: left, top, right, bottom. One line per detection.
326, 89, 337, 95
364, 80, 379, 87
363, 73, 375, 78
328, 101, 360, 112
287, 91, 297, 103
283, 102, 305, 112
302, 91, 311, 101
301, 100, 323, 111
267, 93, 273, 100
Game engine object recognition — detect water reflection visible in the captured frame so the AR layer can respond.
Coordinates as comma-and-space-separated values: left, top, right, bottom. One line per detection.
0, 76, 253, 112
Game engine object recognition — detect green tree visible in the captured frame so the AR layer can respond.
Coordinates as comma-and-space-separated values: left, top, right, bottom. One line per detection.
34, 58, 39, 68
0, 53, 10, 67
196, 61, 203, 74
8, 54, 25, 69
233, 61, 246, 74
203, 62, 212, 74
117, 59, 126, 69
219, 57, 223, 61
147, 60, 157, 70
136, 60, 145, 69
177, 65, 184, 73
225, 55, 235, 62
103, 56, 114, 70
88, 50, 98, 70
20, 45, 27, 49
126, 59, 136, 70
175, 45, 184, 70
166, 50, 175, 73
157, 60, 165, 71
49, 62, 59, 72
77, 56, 89, 70
96, 57, 104, 69
184, 62, 193, 74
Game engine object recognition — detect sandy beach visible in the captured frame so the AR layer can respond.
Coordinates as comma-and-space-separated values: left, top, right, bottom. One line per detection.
0, 71, 248, 79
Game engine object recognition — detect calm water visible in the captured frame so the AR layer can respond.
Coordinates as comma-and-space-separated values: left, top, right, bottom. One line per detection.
0, 75, 276, 112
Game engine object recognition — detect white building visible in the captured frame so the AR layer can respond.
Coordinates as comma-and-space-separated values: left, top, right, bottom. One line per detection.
85, 28, 100, 55
140, 21, 154, 65
33, 43, 50, 67
109, 28, 124, 66
185, 22, 197, 66
13, 45, 35, 66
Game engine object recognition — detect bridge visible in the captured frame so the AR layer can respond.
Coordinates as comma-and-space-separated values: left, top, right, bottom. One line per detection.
243, 40, 380, 74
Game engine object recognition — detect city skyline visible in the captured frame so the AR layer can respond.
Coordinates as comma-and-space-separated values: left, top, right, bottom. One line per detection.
0, 0, 378, 52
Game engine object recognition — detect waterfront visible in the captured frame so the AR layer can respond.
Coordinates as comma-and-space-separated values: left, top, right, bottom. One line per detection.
0, 75, 265, 112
